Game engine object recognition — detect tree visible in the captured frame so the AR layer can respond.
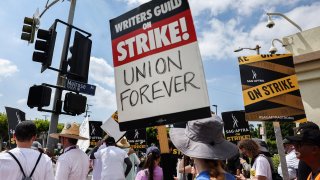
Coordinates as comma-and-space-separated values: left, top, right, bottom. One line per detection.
34, 119, 50, 134
249, 123, 260, 138
146, 127, 158, 146
265, 121, 296, 154
0, 112, 8, 149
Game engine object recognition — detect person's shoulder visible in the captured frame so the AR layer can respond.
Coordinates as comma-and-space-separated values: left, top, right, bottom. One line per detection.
0, 151, 11, 159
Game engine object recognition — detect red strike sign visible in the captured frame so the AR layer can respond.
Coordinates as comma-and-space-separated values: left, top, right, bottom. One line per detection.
112, 10, 197, 67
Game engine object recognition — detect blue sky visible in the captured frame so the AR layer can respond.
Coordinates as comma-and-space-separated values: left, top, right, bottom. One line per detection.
0, 0, 319, 123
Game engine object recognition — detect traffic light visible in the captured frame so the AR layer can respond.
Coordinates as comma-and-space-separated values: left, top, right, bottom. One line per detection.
33, 27, 57, 73
67, 31, 92, 83
21, 17, 37, 43
27, 85, 52, 108
63, 92, 87, 115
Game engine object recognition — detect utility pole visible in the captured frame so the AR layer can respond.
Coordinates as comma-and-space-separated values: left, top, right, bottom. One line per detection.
46, 0, 77, 151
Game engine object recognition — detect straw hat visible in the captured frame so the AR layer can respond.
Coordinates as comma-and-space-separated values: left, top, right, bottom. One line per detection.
50, 122, 88, 140
116, 136, 130, 148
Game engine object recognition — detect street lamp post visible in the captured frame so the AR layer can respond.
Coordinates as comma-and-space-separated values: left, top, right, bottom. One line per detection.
234, 44, 261, 55
234, 44, 266, 142
266, 12, 302, 32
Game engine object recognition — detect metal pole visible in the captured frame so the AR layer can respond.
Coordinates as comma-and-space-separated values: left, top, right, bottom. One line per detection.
254, 45, 267, 142
46, 0, 77, 151
273, 121, 289, 180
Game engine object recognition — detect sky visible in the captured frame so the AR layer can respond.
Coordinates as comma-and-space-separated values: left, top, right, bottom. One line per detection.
0, 0, 319, 124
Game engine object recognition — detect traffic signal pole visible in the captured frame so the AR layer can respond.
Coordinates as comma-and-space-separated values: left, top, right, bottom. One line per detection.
46, 0, 77, 151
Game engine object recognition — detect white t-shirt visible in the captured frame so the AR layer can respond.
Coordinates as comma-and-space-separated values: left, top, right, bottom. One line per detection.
55, 146, 90, 180
0, 147, 54, 180
251, 155, 272, 180
91, 143, 106, 180
278, 150, 299, 179
94, 145, 128, 180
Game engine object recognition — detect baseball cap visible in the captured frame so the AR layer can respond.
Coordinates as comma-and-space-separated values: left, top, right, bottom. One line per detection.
146, 146, 160, 156
286, 122, 320, 146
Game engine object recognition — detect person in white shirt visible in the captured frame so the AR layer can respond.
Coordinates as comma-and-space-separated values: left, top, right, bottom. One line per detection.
0, 120, 54, 180
90, 142, 106, 180
117, 136, 141, 180
50, 122, 90, 180
237, 139, 272, 180
277, 138, 299, 179
90, 136, 132, 180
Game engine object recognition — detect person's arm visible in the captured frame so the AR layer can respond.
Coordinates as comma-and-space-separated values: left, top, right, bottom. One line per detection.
240, 157, 251, 171
133, 153, 141, 165
89, 146, 99, 159
124, 157, 133, 177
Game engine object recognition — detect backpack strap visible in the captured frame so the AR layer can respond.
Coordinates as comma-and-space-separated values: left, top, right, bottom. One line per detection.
7, 151, 27, 177
258, 154, 275, 172
30, 152, 42, 177
7, 151, 42, 178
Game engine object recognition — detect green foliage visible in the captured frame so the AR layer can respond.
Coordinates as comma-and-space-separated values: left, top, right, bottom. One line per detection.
249, 123, 260, 138
265, 121, 296, 140
146, 127, 159, 146
0, 112, 8, 141
57, 123, 64, 133
34, 119, 50, 134
266, 139, 278, 155
271, 154, 280, 169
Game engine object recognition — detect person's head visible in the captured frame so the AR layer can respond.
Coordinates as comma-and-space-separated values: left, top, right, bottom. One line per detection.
50, 122, 88, 148
252, 138, 272, 157
31, 141, 44, 153
144, 146, 161, 180
105, 136, 116, 146
282, 138, 295, 154
194, 158, 226, 179
286, 122, 320, 165
238, 139, 260, 158
170, 116, 238, 178
116, 136, 130, 149
14, 121, 37, 145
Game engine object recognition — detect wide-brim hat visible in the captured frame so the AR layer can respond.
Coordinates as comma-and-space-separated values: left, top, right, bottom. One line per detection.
117, 136, 130, 148
50, 122, 88, 140
169, 116, 238, 160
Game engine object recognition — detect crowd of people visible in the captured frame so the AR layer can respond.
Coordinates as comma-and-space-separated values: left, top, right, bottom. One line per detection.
0, 116, 319, 180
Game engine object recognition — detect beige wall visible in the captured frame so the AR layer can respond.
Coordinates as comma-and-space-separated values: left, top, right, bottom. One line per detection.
283, 26, 320, 126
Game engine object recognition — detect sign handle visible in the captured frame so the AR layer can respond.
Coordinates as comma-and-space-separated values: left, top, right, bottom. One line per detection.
273, 121, 289, 180
156, 126, 169, 153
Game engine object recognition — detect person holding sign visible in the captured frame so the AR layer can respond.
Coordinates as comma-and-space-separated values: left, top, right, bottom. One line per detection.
117, 136, 141, 180
90, 136, 132, 180
169, 116, 238, 180
286, 122, 320, 180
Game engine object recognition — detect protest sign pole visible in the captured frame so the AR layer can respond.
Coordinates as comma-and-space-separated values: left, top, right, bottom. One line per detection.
273, 121, 289, 180
156, 126, 169, 153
